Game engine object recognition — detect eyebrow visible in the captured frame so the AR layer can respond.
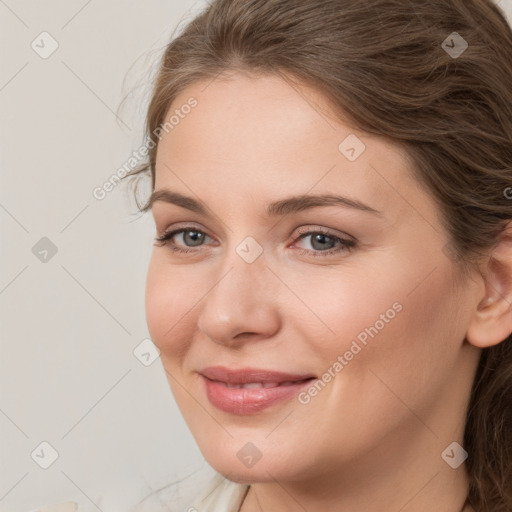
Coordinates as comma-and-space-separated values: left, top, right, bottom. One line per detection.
142, 189, 382, 217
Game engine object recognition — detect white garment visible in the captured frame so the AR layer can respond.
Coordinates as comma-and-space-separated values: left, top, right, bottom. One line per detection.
25, 469, 250, 512
185, 472, 250, 512
132, 470, 250, 512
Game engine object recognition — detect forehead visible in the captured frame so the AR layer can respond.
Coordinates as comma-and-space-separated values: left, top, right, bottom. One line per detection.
154, 72, 424, 220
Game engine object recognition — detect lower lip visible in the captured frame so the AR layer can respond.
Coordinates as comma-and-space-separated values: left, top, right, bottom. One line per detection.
201, 375, 315, 415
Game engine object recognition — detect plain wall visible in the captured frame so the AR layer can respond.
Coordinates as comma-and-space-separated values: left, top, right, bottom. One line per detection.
1, 1, 511, 511
1, 2, 209, 511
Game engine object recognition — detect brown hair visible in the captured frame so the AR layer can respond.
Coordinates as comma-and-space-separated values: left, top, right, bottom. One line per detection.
123, 0, 512, 510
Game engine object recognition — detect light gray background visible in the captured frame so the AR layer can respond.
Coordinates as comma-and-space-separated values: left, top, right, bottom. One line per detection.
1, 1, 209, 511
1, 1, 511, 511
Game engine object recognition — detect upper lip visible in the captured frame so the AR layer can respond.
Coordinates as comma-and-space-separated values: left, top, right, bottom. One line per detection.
199, 366, 316, 384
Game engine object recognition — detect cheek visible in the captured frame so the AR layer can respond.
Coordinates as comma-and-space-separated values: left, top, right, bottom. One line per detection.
285, 265, 463, 462
280, 263, 408, 359
145, 255, 194, 361
299, 258, 461, 393
322, 264, 462, 417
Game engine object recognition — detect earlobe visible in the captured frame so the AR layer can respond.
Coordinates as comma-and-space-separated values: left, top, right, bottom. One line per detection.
466, 221, 512, 349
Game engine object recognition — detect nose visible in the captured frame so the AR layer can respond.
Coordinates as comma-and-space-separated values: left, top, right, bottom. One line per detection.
196, 250, 281, 347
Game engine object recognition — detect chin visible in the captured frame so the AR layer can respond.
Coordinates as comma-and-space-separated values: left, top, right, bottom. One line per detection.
200, 442, 309, 485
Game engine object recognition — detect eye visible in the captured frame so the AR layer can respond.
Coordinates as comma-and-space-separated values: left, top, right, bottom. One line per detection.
293, 227, 355, 258
154, 226, 214, 254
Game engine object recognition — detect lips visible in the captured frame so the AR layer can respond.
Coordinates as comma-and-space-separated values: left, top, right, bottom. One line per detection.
199, 366, 317, 414
200, 366, 316, 384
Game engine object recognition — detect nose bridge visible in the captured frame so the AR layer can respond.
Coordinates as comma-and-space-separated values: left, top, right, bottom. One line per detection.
196, 238, 280, 343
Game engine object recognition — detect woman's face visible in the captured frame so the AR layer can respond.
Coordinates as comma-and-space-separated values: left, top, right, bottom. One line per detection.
145, 72, 482, 484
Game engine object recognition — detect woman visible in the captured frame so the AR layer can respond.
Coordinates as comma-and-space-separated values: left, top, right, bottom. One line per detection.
125, 0, 512, 511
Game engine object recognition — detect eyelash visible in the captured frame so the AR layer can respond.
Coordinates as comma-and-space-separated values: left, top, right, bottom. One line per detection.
154, 226, 356, 258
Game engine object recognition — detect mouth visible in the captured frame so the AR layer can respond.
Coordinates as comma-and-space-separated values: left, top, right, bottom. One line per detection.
216, 378, 314, 389
199, 365, 317, 384
199, 366, 317, 415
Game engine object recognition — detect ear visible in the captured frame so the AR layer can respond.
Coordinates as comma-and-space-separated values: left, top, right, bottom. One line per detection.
466, 220, 512, 348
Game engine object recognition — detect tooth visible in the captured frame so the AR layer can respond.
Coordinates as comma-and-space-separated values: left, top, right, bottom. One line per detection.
223, 381, 297, 389
242, 383, 264, 389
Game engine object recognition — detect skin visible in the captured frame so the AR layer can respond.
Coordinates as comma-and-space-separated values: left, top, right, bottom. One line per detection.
145, 71, 512, 512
